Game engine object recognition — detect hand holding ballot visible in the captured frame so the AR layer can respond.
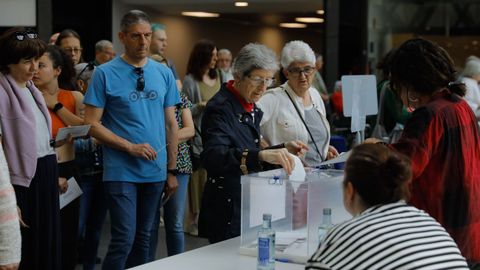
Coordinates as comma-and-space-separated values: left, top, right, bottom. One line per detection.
55, 124, 91, 142
52, 125, 91, 147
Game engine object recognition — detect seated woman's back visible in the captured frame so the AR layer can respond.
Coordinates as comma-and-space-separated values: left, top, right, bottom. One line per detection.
307, 201, 467, 269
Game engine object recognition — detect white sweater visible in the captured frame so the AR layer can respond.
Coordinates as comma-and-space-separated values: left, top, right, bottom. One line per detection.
257, 82, 330, 160
0, 142, 21, 265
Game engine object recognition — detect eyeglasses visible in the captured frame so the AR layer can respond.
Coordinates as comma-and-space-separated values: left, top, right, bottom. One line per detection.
134, 67, 145, 91
287, 66, 316, 77
13, 31, 38, 41
63, 47, 82, 54
127, 32, 153, 41
247, 75, 275, 87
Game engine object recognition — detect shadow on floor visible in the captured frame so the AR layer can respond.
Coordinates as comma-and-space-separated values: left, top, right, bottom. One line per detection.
75, 215, 210, 270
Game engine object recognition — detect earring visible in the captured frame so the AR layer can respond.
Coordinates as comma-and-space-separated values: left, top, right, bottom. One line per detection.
408, 95, 419, 102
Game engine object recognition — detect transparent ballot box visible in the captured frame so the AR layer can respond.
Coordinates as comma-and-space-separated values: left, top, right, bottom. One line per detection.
239, 168, 351, 264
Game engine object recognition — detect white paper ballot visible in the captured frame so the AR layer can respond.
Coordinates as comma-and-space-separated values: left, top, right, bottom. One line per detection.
55, 125, 91, 142
59, 177, 83, 209
318, 151, 351, 166
289, 154, 306, 182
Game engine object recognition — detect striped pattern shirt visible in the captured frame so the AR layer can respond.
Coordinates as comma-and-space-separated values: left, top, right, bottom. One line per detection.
305, 202, 468, 270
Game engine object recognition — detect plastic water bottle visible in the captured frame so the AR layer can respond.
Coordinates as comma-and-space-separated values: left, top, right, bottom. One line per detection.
257, 213, 275, 270
318, 208, 333, 245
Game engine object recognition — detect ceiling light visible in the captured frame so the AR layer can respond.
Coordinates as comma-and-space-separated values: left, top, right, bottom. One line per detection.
296, 17, 324, 23
181, 11, 220, 18
279, 23, 307, 28
235, 2, 249, 7
317, 9, 325, 15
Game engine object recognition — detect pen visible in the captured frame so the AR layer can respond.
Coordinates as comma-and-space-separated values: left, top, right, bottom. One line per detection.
155, 143, 169, 154
275, 258, 291, 263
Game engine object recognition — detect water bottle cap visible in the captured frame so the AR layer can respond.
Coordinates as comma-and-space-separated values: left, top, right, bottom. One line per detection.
323, 208, 331, 215
263, 213, 272, 220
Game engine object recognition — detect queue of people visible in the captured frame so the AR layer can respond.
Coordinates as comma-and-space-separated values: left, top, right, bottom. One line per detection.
0, 8, 479, 270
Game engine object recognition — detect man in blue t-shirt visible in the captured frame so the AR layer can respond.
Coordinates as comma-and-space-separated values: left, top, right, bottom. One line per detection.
84, 10, 180, 270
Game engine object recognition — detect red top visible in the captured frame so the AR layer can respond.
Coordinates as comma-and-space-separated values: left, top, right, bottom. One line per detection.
391, 91, 480, 261
49, 89, 76, 137
226, 80, 254, 112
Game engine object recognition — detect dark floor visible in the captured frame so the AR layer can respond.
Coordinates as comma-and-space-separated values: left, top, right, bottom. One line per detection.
75, 215, 209, 270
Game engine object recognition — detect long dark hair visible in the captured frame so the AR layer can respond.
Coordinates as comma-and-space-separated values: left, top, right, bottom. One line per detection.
0, 27, 46, 74
344, 144, 412, 207
390, 38, 465, 97
186, 39, 217, 81
45, 45, 76, 90
55, 29, 83, 64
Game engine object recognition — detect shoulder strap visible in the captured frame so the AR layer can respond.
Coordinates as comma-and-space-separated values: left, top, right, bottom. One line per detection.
283, 88, 324, 161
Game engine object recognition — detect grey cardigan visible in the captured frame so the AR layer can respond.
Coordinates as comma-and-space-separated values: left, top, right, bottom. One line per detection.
182, 74, 205, 157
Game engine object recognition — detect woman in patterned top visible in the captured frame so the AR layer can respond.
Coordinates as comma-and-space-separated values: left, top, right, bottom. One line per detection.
306, 144, 468, 270
149, 83, 195, 257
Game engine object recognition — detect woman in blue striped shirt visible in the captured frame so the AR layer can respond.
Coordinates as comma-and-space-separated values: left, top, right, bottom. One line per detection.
306, 144, 468, 270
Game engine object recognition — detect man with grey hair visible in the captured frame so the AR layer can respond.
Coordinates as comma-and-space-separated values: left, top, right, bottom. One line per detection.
217, 48, 234, 82
199, 43, 308, 243
150, 23, 182, 90
312, 53, 330, 103
83, 9, 180, 269
94, 39, 115, 65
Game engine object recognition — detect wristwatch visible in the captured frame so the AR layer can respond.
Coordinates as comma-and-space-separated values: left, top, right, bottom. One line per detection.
167, 169, 179, 176
52, 102, 64, 113
240, 149, 249, 175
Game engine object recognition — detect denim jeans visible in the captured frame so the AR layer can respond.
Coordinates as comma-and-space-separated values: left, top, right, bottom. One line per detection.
102, 181, 165, 270
149, 173, 190, 260
78, 173, 107, 270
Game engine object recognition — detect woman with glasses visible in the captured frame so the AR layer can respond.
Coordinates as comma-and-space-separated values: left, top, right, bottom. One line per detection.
199, 43, 307, 243
33, 45, 84, 270
258, 41, 338, 167
0, 27, 62, 270
182, 39, 221, 236
366, 38, 480, 267
55, 29, 83, 66
306, 144, 468, 270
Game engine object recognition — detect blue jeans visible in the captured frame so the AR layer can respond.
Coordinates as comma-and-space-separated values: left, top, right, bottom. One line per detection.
149, 173, 189, 259
78, 173, 107, 270
102, 181, 165, 270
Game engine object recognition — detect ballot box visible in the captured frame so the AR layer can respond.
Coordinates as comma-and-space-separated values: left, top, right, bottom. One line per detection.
239, 168, 352, 264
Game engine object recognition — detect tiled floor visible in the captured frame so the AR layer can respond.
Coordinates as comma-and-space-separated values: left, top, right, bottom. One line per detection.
75, 215, 209, 270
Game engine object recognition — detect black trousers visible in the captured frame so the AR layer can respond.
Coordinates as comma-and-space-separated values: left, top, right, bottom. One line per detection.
58, 160, 81, 270
14, 154, 61, 270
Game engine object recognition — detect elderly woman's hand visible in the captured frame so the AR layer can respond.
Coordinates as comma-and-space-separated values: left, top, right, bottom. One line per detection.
0, 263, 19, 270
364, 138, 382, 144
326, 145, 339, 160
285, 140, 309, 158
258, 148, 295, 175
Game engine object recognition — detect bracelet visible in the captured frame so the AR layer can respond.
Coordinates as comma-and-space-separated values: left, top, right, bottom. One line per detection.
240, 149, 249, 175
52, 102, 63, 113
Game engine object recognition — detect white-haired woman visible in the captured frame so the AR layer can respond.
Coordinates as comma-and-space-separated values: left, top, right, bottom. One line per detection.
460, 57, 480, 120
257, 40, 338, 167
199, 43, 307, 243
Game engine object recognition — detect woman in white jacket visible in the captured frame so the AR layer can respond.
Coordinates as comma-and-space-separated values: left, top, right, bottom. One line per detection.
257, 41, 338, 166
460, 56, 480, 120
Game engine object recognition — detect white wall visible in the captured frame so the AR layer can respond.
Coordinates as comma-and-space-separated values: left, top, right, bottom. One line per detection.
0, 0, 36, 26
